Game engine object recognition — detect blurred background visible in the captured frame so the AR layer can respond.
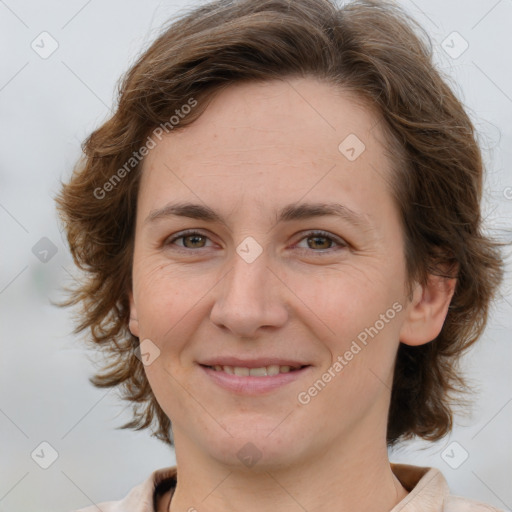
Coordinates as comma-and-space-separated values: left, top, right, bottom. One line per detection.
0, 0, 511, 511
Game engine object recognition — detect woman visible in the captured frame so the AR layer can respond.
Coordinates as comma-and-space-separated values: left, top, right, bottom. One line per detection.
57, 0, 505, 511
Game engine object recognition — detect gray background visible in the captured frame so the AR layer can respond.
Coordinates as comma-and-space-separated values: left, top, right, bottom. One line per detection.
0, 1, 511, 511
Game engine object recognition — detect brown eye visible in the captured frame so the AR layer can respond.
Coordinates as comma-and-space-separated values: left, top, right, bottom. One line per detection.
181, 234, 207, 248
165, 230, 212, 250
294, 230, 347, 253
306, 234, 333, 250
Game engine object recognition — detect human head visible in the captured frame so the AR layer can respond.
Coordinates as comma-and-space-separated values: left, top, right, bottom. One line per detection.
56, 0, 504, 448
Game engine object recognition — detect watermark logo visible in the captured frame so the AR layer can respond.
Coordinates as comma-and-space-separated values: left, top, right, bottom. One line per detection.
31, 441, 59, 469
441, 441, 469, 469
134, 339, 161, 366
338, 133, 366, 161
237, 442, 263, 468
236, 236, 263, 263
441, 31, 469, 59
31, 32, 59, 59
32, 237, 58, 263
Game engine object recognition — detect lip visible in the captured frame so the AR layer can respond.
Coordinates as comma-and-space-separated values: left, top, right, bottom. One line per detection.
200, 364, 312, 395
198, 357, 308, 368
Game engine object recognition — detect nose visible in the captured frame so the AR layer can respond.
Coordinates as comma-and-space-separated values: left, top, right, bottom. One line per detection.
209, 250, 289, 339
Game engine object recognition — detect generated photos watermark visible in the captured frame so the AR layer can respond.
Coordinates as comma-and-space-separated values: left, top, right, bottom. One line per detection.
297, 301, 403, 405
93, 97, 198, 200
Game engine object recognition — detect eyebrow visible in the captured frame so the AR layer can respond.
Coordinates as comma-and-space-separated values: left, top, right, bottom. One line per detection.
145, 201, 372, 230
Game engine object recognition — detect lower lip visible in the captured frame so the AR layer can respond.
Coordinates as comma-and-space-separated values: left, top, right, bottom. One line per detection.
200, 365, 311, 395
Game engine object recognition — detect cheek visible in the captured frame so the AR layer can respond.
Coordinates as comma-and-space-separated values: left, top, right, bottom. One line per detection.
134, 258, 197, 311
132, 262, 193, 346
292, 266, 401, 340
142, 361, 188, 425
304, 274, 405, 394
313, 304, 404, 422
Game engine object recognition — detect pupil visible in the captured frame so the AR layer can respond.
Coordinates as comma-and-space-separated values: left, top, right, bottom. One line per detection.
309, 236, 329, 249
185, 235, 204, 248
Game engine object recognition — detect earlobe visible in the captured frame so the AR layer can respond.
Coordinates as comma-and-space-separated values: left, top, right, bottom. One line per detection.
399, 274, 457, 347
128, 291, 140, 338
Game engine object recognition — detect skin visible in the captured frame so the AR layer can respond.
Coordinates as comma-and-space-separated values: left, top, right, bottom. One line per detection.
128, 78, 456, 512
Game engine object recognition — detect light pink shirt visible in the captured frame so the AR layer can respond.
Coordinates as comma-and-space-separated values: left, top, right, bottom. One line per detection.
74, 463, 505, 512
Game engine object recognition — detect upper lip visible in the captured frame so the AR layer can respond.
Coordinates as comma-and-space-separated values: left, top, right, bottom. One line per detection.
199, 357, 310, 368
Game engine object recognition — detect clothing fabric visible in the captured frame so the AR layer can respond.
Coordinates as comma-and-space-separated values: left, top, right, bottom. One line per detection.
74, 463, 504, 512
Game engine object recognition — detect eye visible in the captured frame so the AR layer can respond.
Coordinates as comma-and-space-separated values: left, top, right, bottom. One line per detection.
293, 230, 347, 253
164, 229, 347, 254
165, 230, 214, 250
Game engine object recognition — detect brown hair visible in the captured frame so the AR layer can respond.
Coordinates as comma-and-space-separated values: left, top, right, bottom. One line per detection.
56, 0, 504, 446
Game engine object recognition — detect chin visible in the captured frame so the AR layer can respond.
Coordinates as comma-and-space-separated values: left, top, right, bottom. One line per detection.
203, 419, 308, 471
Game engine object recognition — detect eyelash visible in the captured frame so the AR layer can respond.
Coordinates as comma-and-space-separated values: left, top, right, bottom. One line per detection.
165, 229, 347, 254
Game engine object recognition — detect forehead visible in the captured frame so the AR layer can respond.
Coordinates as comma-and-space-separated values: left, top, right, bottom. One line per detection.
138, 78, 398, 229
149, 79, 383, 164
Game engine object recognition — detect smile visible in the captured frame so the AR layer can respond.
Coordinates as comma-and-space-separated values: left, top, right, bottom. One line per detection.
206, 364, 305, 376
200, 364, 311, 394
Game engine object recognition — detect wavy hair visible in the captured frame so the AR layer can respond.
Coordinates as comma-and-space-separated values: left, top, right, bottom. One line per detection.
56, 0, 505, 446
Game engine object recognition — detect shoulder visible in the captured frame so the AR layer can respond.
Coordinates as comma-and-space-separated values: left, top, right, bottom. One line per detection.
443, 494, 506, 512
72, 466, 177, 512
390, 463, 506, 512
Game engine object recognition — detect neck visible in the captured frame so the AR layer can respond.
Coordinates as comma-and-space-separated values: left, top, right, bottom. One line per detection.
168, 424, 408, 512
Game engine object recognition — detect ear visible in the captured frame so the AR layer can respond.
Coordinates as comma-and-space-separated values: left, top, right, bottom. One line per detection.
128, 290, 140, 338
399, 273, 457, 346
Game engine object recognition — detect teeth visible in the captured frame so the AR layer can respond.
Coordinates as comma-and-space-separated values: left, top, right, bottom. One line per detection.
266, 365, 280, 376
233, 366, 250, 376
249, 367, 267, 376
210, 364, 300, 376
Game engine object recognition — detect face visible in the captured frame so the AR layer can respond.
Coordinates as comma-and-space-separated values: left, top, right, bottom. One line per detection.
129, 78, 418, 469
